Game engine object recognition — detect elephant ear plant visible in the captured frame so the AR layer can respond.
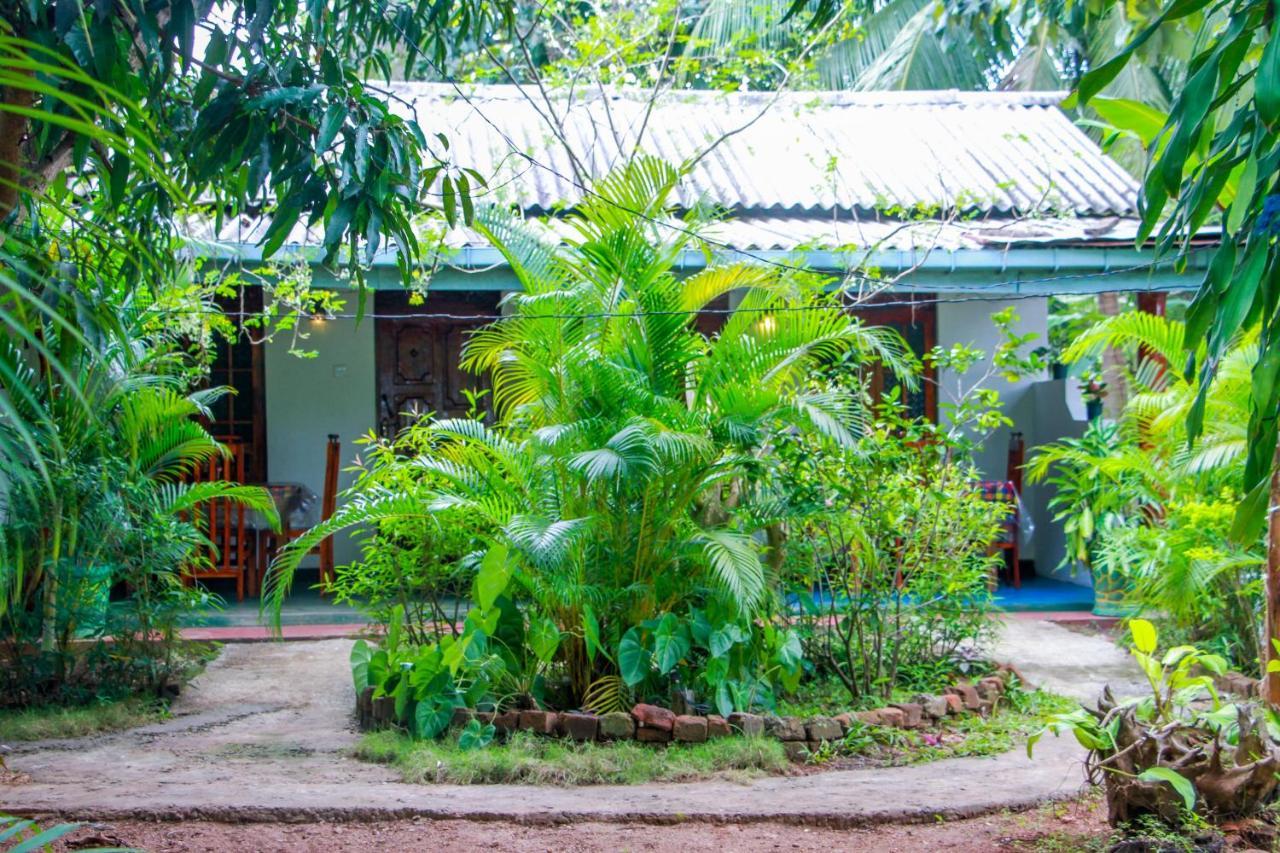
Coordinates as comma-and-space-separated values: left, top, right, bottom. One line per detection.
1029, 619, 1280, 827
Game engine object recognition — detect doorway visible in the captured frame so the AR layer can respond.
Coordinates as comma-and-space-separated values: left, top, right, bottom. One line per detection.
374, 290, 501, 437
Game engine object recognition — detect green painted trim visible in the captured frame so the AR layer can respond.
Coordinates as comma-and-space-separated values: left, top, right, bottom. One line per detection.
192, 241, 1209, 295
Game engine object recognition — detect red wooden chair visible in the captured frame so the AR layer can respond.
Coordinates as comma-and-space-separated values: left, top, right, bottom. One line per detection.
986, 432, 1025, 589
186, 441, 251, 601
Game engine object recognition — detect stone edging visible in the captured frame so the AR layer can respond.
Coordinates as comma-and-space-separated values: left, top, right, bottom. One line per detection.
355, 665, 1020, 760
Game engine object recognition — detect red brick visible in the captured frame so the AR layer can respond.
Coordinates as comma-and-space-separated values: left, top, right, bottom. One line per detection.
705, 715, 731, 738
493, 710, 520, 733
783, 741, 811, 762
631, 703, 676, 732
943, 694, 964, 715
976, 677, 1004, 700
673, 715, 708, 743
727, 712, 764, 737
557, 712, 599, 741
518, 709, 557, 734
945, 684, 981, 711
889, 702, 923, 728
636, 725, 672, 743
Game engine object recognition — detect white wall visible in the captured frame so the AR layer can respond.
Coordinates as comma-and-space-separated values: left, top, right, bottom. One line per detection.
935, 297, 1089, 585
264, 315, 376, 568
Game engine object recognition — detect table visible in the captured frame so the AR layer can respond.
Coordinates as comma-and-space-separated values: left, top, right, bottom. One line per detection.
245, 482, 319, 596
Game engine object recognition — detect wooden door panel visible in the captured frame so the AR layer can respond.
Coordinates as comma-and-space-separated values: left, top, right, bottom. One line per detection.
394, 325, 437, 384
375, 292, 498, 438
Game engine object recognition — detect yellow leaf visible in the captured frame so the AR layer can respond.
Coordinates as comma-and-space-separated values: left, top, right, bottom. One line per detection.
1130, 619, 1158, 655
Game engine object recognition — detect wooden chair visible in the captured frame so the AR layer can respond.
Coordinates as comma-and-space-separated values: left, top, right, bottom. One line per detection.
187, 441, 251, 601
262, 435, 341, 592
988, 432, 1025, 589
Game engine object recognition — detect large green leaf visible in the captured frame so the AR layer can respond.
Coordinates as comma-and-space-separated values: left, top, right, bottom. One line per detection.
619, 627, 651, 687
652, 613, 691, 675
1138, 766, 1197, 812
473, 542, 512, 612
350, 639, 372, 693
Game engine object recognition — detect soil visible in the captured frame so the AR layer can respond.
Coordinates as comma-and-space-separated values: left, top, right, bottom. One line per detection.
46, 797, 1112, 852
3, 637, 1094, 824
3, 618, 1151, 847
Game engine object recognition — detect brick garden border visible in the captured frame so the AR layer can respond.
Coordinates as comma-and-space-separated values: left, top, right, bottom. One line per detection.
355, 664, 1022, 761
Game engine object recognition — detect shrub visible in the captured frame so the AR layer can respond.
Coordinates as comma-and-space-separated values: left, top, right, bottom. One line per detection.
273, 157, 908, 721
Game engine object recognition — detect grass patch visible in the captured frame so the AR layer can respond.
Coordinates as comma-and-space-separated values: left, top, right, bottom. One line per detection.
355, 730, 790, 786
908, 689, 1077, 762
0, 695, 167, 742
801, 688, 1079, 768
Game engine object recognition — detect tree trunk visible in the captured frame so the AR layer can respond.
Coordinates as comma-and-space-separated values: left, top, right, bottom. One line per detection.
1097, 292, 1128, 419
0, 74, 35, 221
1263, 439, 1280, 706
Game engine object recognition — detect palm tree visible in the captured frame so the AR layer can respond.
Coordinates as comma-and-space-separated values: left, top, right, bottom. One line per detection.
685, 0, 1182, 103
268, 156, 908, 703
0, 276, 276, 667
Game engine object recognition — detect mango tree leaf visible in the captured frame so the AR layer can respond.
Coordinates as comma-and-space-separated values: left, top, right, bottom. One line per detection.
1089, 97, 1168, 147
1257, 24, 1280, 127
1138, 766, 1197, 812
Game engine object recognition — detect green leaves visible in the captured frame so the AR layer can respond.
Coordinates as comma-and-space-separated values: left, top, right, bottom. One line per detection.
652, 613, 691, 674
1130, 618, 1158, 655
458, 718, 496, 750
1138, 766, 1197, 812
527, 615, 562, 664
619, 627, 650, 687
350, 639, 373, 693
473, 543, 512, 612
414, 693, 458, 740
1257, 26, 1280, 128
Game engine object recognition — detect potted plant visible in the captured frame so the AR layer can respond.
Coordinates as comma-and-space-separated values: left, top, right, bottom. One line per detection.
1079, 366, 1108, 421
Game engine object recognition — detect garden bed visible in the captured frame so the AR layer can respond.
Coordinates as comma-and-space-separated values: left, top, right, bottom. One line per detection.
352, 667, 1074, 785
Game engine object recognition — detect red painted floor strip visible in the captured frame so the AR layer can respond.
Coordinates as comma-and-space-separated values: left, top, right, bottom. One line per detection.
181, 623, 375, 642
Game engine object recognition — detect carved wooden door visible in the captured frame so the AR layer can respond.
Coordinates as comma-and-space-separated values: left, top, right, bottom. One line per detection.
374, 291, 499, 438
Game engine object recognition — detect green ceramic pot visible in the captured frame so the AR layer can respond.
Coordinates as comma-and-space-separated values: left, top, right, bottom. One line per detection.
1089, 560, 1137, 618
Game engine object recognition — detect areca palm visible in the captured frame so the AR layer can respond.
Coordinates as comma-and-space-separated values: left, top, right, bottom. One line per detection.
1062, 311, 1254, 483
268, 156, 907, 702
0, 281, 276, 660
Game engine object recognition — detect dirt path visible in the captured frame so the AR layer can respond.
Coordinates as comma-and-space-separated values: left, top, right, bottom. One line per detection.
4, 618, 1141, 830
48, 796, 1111, 852
991, 617, 1146, 704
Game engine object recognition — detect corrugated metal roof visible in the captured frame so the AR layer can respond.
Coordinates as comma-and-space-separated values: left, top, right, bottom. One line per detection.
189, 211, 1148, 258
382, 84, 1139, 218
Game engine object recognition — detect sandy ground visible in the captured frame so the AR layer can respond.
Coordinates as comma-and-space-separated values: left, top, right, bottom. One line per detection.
3, 617, 1147, 851
45, 797, 1110, 852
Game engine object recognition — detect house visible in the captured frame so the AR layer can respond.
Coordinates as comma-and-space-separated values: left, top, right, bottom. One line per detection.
187, 85, 1210, 588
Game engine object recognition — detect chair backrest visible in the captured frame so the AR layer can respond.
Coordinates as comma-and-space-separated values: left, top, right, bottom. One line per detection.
193, 441, 246, 574
1007, 431, 1025, 493
322, 434, 340, 522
